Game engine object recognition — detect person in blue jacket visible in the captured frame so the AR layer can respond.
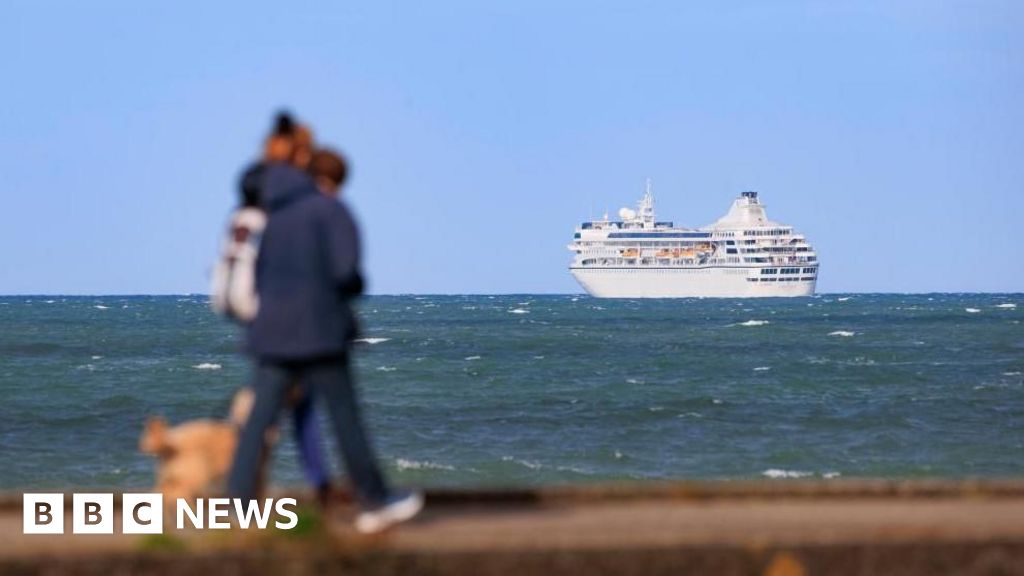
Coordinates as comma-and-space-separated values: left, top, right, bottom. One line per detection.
227, 141, 422, 534
228, 113, 332, 508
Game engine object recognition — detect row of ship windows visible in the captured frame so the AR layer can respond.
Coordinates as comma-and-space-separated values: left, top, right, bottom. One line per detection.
579, 222, 677, 230
575, 261, 818, 273
578, 242, 808, 250
582, 268, 716, 274
581, 241, 717, 247
726, 247, 810, 254
575, 237, 805, 246
747, 277, 816, 282
606, 232, 713, 239
578, 267, 806, 275
761, 267, 818, 275
743, 229, 792, 237
575, 228, 796, 237
761, 246, 810, 253
582, 229, 795, 238
580, 259, 739, 266
743, 257, 817, 264
731, 239, 801, 246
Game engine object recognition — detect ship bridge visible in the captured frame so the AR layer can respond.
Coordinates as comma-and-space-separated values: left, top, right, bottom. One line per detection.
707, 191, 781, 230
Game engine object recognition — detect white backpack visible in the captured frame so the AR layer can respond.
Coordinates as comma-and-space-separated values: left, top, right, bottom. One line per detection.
210, 207, 266, 322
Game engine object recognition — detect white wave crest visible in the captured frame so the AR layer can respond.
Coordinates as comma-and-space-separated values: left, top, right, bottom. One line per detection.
509, 308, 529, 314
762, 469, 813, 479
193, 363, 222, 370
376, 366, 397, 372
354, 337, 391, 345
396, 458, 454, 471
965, 308, 981, 313
829, 330, 856, 337
995, 303, 1017, 309
464, 355, 482, 361
741, 319, 769, 326
93, 305, 109, 310
501, 456, 543, 469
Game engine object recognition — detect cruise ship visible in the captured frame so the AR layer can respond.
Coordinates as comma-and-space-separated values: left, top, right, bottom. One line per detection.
567, 184, 818, 298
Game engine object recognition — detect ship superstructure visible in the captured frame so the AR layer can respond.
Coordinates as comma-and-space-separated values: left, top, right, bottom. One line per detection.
567, 184, 818, 297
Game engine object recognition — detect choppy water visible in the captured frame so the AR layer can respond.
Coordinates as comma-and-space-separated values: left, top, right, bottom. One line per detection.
0, 294, 1021, 490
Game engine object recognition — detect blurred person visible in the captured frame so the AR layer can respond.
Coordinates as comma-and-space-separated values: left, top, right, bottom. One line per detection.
227, 123, 422, 534
308, 148, 348, 197
306, 149, 364, 302
239, 112, 314, 208
212, 112, 332, 507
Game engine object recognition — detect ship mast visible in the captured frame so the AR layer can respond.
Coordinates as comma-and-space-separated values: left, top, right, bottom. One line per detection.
639, 178, 655, 228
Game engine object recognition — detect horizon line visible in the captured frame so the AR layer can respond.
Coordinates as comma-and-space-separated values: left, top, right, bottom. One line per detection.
1, 291, 1021, 297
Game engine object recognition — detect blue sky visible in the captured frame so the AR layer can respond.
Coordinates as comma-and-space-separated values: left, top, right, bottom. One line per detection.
1, 1, 1021, 294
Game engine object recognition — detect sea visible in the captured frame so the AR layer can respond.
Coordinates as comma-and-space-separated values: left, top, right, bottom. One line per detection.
0, 294, 1021, 490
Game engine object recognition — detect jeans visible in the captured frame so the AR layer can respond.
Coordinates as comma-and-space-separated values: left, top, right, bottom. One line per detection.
228, 354, 390, 505
291, 390, 328, 489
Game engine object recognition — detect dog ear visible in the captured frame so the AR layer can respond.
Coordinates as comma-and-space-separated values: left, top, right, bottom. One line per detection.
140, 416, 173, 455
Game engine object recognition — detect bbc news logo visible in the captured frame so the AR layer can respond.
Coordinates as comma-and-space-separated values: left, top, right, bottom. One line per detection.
23, 494, 298, 534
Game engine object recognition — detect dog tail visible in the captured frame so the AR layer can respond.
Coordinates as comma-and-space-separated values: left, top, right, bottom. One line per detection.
228, 387, 255, 429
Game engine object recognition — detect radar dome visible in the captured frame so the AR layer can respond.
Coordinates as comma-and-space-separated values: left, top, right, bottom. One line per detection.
618, 207, 636, 220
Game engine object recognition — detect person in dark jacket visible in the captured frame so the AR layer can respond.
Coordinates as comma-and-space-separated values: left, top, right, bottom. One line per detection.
231, 112, 332, 508
227, 150, 422, 534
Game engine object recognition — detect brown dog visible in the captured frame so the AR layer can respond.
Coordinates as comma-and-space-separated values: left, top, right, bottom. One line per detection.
139, 388, 272, 501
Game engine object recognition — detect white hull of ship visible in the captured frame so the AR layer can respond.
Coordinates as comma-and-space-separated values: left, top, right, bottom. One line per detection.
570, 267, 816, 298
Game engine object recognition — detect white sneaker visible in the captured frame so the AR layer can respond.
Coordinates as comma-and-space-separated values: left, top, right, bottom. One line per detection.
354, 490, 424, 534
